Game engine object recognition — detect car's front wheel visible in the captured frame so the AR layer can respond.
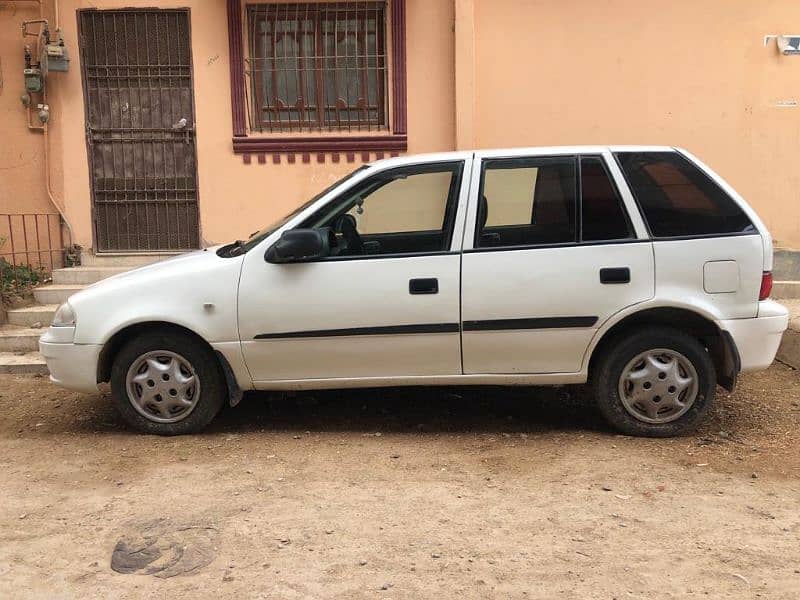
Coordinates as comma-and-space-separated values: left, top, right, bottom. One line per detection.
110, 330, 227, 435
592, 327, 716, 437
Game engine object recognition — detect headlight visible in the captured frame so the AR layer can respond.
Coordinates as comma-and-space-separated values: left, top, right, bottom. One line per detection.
52, 302, 76, 327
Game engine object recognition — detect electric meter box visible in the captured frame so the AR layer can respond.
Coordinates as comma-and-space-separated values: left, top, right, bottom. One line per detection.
43, 43, 70, 72
24, 68, 44, 93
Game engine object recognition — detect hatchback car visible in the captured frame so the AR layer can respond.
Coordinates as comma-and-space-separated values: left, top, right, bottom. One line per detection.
41, 146, 788, 436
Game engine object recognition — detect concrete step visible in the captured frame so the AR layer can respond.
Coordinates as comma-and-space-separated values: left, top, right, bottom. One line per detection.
772, 281, 800, 300
0, 351, 48, 375
52, 266, 129, 285
0, 325, 42, 353
33, 284, 85, 305
81, 252, 178, 267
773, 249, 800, 281
6, 304, 58, 328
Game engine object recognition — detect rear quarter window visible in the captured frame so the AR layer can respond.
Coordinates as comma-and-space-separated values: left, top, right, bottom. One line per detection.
614, 151, 755, 238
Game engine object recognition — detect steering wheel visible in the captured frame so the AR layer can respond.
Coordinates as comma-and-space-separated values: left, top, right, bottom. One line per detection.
333, 214, 364, 255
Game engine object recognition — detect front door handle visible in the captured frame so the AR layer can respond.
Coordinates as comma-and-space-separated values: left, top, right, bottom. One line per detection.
409, 278, 439, 294
600, 267, 630, 284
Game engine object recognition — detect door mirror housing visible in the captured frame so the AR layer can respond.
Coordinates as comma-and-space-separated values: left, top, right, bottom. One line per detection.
265, 228, 330, 263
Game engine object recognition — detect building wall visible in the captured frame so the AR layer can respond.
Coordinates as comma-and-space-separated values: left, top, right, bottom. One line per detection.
5, 0, 800, 253
26, 0, 456, 251
471, 0, 800, 247
0, 3, 59, 215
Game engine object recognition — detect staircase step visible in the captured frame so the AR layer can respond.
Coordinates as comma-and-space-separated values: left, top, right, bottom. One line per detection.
6, 304, 58, 328
0, 352, 48, 375
772, 281, 800, 300
52, 266, 129, 285
33, 284, 85, 305
0, 325, 43, 353
81, 253, 177, 267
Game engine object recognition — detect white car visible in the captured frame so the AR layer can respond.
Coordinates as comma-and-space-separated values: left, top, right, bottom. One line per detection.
41, 146, 788, 436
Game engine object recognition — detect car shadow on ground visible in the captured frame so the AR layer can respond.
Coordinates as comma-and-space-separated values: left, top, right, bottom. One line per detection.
202, 385, 611, 436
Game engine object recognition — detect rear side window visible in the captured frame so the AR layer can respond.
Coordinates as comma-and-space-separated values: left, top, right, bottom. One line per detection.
615, 151, 755, 238
477, 156, 577, 248
580, 157, 632, 241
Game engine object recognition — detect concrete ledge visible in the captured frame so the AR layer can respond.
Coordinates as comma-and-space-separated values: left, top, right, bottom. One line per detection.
0, 352, 48, 375
777, 328, 800, 369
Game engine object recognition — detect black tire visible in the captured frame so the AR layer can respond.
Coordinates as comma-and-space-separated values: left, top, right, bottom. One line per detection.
592, 327, 715, 437
110, 330, 227, 435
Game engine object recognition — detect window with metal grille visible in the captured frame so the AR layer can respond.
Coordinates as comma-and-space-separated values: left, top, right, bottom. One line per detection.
246, 2, 387, 133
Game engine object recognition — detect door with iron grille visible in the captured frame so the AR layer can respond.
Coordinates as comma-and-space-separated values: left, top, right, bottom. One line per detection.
79, 9, 200, 252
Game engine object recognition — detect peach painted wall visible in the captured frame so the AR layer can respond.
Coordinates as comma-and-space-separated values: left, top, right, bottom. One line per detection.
16, 0, 455, 252
7, 0, 800, 252
472, 0, 800, 247
0, 3, 57, 217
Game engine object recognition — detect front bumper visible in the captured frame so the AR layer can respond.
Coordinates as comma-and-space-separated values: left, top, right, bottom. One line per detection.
718, 300, 789, 373
39, 327, 101, 393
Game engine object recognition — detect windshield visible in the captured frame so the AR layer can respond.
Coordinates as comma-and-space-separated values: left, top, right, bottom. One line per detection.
222, 165, 369, 256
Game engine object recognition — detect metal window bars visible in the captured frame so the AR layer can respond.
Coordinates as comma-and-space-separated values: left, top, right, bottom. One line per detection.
245, 2, 388, 133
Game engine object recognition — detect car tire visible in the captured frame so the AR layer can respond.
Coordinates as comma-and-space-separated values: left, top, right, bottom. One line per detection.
110, 330, 227, 435
592, 327, 716, 437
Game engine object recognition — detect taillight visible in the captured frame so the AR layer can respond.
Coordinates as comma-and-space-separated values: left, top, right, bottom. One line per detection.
759, 271, 773, 301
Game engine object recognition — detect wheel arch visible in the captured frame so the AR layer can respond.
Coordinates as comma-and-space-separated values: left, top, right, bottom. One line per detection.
586, 306, 740, 391
96, 321, 239, 402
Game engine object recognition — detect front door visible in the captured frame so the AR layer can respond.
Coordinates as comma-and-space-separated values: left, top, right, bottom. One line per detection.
461, 151, 655, 374
78, 9, 200, 252
238, 159, 469, 383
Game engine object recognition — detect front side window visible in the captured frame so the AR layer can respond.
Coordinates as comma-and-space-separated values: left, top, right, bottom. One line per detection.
615, 151, 755, 238
247, 2, 387, 133
304, 162, 464, 256
476, 156, 577, 248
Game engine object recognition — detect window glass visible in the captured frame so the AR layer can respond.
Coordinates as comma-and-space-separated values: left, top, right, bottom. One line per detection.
347, 171, 454, 234
305, 162, 463, 256
477, 157, 576, 248
580, 157, 632, 241
615, 151, 755, 238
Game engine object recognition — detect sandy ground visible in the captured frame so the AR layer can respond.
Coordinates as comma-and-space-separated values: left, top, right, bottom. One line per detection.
0, 365, 799, 599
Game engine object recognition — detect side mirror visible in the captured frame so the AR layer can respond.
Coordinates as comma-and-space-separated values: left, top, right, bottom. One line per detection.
265, 228, 330, 263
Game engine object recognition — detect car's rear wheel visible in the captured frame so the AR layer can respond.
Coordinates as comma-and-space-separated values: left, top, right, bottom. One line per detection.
110, 330, 226, 435
592, 327, 715, 437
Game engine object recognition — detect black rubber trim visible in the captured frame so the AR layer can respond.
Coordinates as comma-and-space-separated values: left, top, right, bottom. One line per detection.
303, 250, 461, 262
462, 316, 598, 331
719, 329, 741, 393
255, 323, 460, 340
463, 239, 646, 253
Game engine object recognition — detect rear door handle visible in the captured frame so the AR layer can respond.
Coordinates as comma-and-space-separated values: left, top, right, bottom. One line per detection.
600, 267, 630, 284
409, 278, 439, 294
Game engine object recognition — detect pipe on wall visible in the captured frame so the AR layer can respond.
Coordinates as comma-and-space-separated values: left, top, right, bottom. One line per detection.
13, 0, 73, 246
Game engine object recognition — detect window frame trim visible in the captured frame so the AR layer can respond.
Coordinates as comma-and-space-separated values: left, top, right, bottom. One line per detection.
298, 160, 466, 260
227, 0, 407, 154
468, 153, 643, 252
472, 154, 580, 250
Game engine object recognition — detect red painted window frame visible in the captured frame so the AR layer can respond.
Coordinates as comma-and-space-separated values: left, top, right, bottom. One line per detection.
227, 0, 407, 155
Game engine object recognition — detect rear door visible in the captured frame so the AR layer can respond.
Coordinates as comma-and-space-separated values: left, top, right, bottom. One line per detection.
460, 149, 655, 374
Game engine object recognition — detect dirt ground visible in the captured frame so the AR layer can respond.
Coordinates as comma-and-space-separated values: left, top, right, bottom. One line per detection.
1, 365, 799, 599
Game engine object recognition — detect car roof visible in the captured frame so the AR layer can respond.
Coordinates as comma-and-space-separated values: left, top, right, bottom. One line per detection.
369, 145, 681, 168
